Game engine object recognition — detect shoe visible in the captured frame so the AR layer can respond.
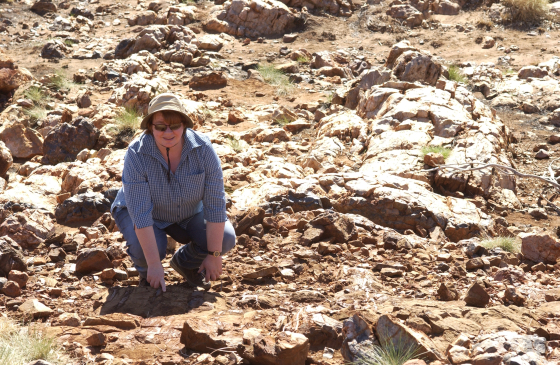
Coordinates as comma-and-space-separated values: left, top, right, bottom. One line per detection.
170, 255, 211, 290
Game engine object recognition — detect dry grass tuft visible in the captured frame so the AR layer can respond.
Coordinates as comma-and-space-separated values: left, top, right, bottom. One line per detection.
421, 146, 452, 160
501, 0, 549, 24
257, 64, 294, 96
481, 236, 520, 253
0, 316, 69, 365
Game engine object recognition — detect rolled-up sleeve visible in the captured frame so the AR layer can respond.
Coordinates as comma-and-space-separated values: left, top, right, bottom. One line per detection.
122, 149, 154, 229
201, 139, 227, 223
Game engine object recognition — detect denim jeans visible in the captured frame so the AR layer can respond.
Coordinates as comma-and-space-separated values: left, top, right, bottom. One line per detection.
113, 208, 236, 278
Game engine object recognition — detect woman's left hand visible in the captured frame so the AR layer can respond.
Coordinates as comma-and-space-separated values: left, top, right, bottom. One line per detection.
198, 255, 223, 282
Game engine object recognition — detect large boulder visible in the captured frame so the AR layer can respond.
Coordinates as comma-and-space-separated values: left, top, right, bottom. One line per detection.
0, 119, 44, 158
55, 192, 111, 224
42, 118, 99, 165
386, 4, 424, 27
0, 210, 55, 249
204, 0, 298, 38
519, 230, 560, 264
392, 51, 442, 86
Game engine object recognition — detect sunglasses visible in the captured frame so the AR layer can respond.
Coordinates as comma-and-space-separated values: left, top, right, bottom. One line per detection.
153, 123, 183, 132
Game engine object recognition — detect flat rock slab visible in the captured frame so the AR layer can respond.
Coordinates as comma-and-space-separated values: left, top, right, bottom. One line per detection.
98, 285, 226, 317
18, 299, 53, 318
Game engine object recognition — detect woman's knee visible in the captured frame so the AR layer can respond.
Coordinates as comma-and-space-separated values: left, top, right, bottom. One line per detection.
222, 222, 236, 254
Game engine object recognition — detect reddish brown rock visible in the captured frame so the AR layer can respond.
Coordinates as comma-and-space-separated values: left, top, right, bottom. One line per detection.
1, 280, 21, 297
8, 270, 28, 288
464, 282, 490, 307
75, 248, 112, 274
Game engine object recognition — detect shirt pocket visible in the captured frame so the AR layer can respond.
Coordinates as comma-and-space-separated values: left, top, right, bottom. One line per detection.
178, 171, 205, 204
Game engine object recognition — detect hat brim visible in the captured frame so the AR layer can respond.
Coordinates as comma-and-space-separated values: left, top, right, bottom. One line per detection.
140, 106, 194, 130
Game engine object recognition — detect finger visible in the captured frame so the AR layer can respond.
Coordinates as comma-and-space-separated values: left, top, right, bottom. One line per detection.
152, 279, 160, 289
205, 271, 210, 282
198, 264, 205, 274
160, 278, 166, 292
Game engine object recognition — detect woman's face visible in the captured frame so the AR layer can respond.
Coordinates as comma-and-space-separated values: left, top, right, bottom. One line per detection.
151, 111, 184, 148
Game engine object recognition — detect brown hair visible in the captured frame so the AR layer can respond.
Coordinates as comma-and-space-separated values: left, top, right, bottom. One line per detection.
144, 110, 189, 135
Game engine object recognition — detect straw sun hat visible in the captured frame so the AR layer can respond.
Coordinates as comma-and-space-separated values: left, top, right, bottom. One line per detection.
140, 93, 194, 130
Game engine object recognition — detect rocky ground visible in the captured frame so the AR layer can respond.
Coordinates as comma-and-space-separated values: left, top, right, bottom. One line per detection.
1, 0, 560, 364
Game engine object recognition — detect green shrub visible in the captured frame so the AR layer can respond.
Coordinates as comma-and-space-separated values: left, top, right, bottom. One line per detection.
257, 64, 294, 96
0, 316, 69, 365
63, 39, 75, 47
448, 65, 467, 83
296, 55, 310, 64
481, 236, 520, 253
421, 146, 452, 160
501, 0, 548, 23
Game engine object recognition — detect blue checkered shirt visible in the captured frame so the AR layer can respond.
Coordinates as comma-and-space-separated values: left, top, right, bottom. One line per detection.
111, 129, 227, 230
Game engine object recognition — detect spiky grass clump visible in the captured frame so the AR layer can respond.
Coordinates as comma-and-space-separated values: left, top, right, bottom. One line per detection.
63, 39, 75, 47
352, 341, 421, 365
0, 316, 68, 365
273, 115, 293, 126
481, 236, 520, 253
24, 86, 50, 106
257, 64, 294, 96
296, 55, 310, 64
47, 69, 75, 91
227, 136, 243, 153
501, 0, 548, 24
448, 65, 467, 83
421, 146, 452, 160
24, 106, 48, 121
112, 106, 141, 135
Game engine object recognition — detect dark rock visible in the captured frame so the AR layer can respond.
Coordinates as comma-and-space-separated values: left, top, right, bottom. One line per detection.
392, 51, 442, 86
503, 287, 526, 306
235, 207, 265, 235
464, 282, 490, 307
269, 190, 323, 213
299, 314, 343, 349
30, 0, 57, 15
437, 282, 459, 301
309, 211, 357, 243
42, 118, 99, 165
48, 248, 67, 262
383, 231, 412, 250
55, 192, 111, 224
40, 40, 66, 59
70, 6, 94, 19
75, 248, 112, 274
0, 236, 27, 277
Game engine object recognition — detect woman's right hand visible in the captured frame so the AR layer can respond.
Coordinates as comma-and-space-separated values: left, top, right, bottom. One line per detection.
147, 262, 166, 292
